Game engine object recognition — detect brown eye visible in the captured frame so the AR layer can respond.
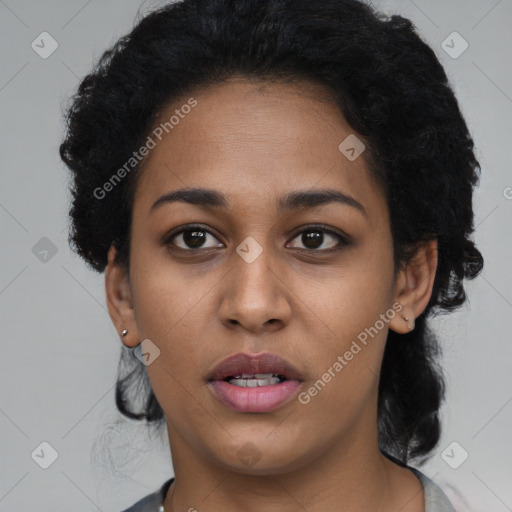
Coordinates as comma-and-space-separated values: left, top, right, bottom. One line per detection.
165, 225, 224, 250
287, 226, 349, 251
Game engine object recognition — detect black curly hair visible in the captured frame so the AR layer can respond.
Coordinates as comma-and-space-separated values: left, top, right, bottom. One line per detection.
59, 0, 483, 465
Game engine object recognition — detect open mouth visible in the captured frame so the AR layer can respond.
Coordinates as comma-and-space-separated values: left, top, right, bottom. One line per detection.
207, 352, 303, 412
224, 373, 287, 387
208, 351, 303, 383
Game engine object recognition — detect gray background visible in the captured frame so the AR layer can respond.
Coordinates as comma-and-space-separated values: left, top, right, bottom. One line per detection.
1, 0, 511, 511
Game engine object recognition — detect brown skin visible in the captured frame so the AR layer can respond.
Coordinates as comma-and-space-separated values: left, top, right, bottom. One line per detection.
105, 78, 437, 512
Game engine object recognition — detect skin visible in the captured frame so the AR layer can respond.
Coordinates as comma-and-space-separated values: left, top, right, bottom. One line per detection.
105, 77, 438, 512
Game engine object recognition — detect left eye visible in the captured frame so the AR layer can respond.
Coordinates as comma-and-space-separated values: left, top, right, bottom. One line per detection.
287, 226, 346, 251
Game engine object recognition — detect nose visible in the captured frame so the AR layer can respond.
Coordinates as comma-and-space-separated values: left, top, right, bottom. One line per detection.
218, 243, 292, 334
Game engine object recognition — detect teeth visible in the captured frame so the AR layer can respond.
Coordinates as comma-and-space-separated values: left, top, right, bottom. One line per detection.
227, 374, 282, 387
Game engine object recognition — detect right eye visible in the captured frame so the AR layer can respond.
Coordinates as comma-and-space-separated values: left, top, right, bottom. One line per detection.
164, 224, 225, 250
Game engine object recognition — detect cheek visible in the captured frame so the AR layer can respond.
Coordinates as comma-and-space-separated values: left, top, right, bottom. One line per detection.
129, 264, 216, 405
130, 250, 210, 341
302, 237, 395, 341
296, 291, 390, 429
295, 240, 395, 408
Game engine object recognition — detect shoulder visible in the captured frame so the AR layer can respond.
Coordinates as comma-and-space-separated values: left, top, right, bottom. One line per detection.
409, 468, 457, 512
119, 478, 174, 512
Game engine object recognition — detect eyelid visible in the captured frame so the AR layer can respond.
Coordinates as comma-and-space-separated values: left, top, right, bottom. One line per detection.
288, 223, 351, 245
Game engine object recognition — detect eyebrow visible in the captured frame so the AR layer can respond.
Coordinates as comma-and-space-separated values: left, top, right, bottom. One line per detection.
150, 187, 367, 217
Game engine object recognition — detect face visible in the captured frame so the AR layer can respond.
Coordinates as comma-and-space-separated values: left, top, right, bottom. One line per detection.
108, 77, 416, 475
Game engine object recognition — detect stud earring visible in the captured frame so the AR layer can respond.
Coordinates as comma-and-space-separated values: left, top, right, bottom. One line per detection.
121, 329, 128, 337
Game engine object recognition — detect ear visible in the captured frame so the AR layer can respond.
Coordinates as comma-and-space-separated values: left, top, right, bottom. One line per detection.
105, 244, 140, 347
389, 239, 438, 334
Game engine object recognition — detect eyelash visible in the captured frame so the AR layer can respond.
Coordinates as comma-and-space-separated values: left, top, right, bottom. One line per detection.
163, 223, 350, 253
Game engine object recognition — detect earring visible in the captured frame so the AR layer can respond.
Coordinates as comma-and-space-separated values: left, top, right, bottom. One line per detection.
121, 329, 128, 337
402, 316, 414, 331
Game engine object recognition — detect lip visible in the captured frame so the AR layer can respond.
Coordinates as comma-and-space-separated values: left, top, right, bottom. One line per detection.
207, 352, 304, 413
207, 352, 303, 382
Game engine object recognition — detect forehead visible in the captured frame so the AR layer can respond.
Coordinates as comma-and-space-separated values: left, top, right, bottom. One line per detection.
132, 77, 385, 219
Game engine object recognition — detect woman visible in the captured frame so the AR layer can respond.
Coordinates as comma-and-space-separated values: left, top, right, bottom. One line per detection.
59, 0, 483, 510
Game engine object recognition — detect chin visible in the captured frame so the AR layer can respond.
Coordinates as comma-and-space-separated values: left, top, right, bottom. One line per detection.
218, 455, 309, 477
207, 436, 317, 477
